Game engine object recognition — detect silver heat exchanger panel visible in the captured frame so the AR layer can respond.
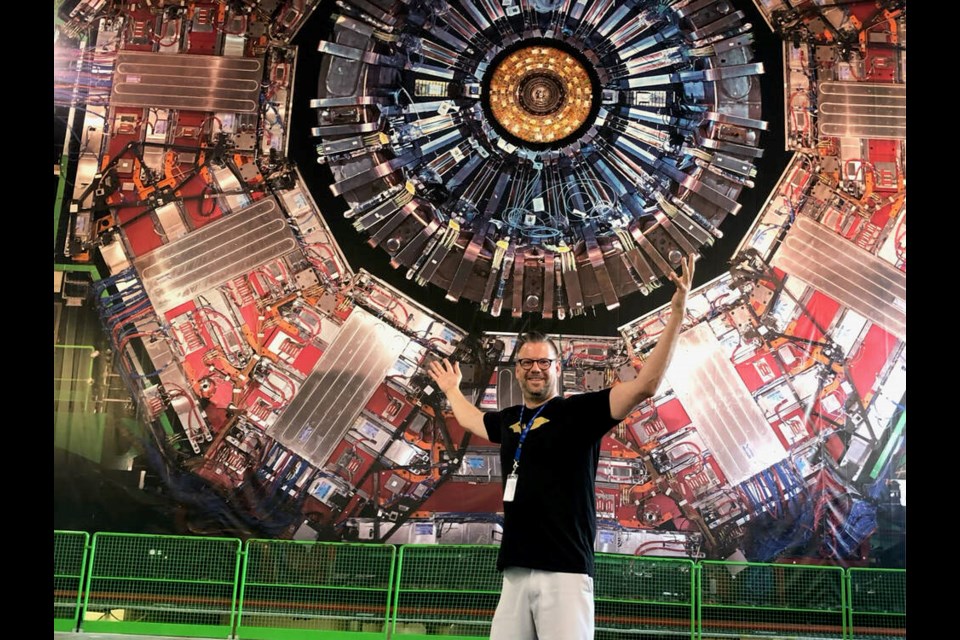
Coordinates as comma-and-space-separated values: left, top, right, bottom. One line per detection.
112, 52, 263, 113
772, 216, 906, 342
817, 81, 906, 140
664, 323, 786, 487
267, 308, 408, 467
135, 197, 298, 314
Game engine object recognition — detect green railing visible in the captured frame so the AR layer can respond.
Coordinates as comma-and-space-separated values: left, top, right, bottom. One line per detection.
54, 530, 90, 632
80, 532, 242, 638
237, 539, 395, 640
847, 568, 906, 639
53, 531, 905, 640
392, 544, 502, 639
699, 561, 846, 639
595, 553, 695, 639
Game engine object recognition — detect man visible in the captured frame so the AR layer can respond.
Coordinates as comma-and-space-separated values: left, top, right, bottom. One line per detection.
427, 253, 695, 640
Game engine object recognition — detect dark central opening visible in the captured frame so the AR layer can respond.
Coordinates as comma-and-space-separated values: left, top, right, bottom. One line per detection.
517, 72, 566, 116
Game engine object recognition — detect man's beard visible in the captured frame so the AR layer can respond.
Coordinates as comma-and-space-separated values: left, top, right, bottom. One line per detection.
521, 376, 553, 401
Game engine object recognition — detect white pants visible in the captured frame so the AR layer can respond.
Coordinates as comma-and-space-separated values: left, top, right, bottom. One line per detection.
490, 567, 594, 640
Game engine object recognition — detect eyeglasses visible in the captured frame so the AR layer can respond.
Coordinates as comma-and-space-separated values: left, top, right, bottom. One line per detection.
517, 358, 555, 370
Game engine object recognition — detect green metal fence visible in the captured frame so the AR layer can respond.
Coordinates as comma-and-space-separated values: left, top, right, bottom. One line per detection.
698, 561, 846, 639
54, 530, 90, 632
237, 539, 396, 640
847, 568, 906, 639
392, 544, 501, 639
80, 532, 242, 638
594, 553, 695, 639
52, 530, 907, 640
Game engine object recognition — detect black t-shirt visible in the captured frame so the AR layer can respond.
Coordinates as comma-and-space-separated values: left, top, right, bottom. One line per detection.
483, 388, 620, 577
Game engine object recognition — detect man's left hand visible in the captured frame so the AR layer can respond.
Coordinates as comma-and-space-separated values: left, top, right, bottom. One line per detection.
668, 253, 696, 315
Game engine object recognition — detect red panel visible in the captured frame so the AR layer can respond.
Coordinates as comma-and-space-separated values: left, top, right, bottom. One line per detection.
178, 173, 223, 229
659, 398, 692, 433
735, 350, 785, 392
125, 9, 159, 52
768, 406, 814, 451
841, 215, 864, 241
325, 440, 377, 482
420, 481, 504, 513
240, 385, 285, 414
824, 434, 845, 462
596, 486, 621, 519
868, 140, 897, 166
846, 323, 898, 400
365, 385, 416, 428
201, 371, 234, 412
706, 456, 726, 485
202, 404, 231, 435
615, 499, 637, 525
627, 396, 692, 444
862, 29, 897, 83
169, 111, 221, 230
121, 214, 165, 255
184, 4, 222, 54
164, 300, 198, 322
633, 494, 682, 529
791, 292, 840, 343
106, 122, 143, 159
869, 199, 898, 227
292, 345, 324, 377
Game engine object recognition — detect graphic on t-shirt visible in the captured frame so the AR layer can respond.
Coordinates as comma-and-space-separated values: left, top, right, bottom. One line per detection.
508, 416, 551, 434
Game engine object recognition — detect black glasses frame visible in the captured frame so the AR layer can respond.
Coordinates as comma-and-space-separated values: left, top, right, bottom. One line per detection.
517, 358, 555, 370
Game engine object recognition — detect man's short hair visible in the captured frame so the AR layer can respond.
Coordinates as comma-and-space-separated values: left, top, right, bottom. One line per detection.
516, 331, 560, 360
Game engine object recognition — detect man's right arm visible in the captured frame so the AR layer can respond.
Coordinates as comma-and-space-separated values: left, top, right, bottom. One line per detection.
427, 359, 490, 440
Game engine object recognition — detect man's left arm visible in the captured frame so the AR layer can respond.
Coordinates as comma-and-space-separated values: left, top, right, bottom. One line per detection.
609, 254, 696, 421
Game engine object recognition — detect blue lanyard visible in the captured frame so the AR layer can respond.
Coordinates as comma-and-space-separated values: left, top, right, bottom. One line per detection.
512, 401, 550, 470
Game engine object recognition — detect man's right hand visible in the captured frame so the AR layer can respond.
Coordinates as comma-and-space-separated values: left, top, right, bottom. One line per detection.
427, 358, 462, 394
426, 358, 489, 440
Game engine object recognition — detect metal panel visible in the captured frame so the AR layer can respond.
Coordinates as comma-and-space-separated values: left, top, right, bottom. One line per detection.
112, 52, 262, 113
267, 309, 408, 466
141, 325, 211, 453
134, 198, 298, 314
496, 366, 522, 411
818, 81, 906, 139
665, 323, 786, 486
771, 216, 906, 341
584, 223, 620, 310
154, 201, 189, 242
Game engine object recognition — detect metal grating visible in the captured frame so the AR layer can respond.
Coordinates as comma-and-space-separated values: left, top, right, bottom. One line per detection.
771, 216, 906, 341
594, 553, 695, 638
848, 568, 906, 640
267, 308, 408, 466
818, 82, 906, 140
392, 545, 502, 638
135, 197, 298, 314
54, 530, 90, 632
237, 539, 395, 639
665, 323, 786, 486
699, 561, 846, 639
113, 52, 263, 113
81, 533, 241, 637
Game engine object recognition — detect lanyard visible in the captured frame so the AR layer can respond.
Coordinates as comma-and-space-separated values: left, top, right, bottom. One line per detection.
512, 401, 549, 473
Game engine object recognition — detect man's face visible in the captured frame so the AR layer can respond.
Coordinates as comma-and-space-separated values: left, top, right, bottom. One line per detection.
515, 341, 560, 404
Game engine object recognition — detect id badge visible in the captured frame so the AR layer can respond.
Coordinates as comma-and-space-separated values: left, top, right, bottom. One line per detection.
503, 473, 518, 502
